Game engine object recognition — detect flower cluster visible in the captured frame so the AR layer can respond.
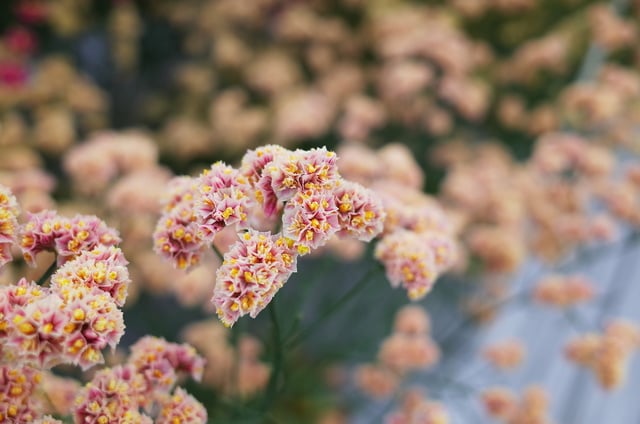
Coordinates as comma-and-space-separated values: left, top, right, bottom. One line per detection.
181, 319, 270, 397
532, 274, 595, 308
565, 319, 640, 390
0, 185, 19, 267
336, 143, 458, 300
20, 210, 121, 266
73, 336, 206, 424
213, 230, 298, 326
153, 176, 206, 270
375, 229, 456, 300
0, 186, 130, 376
482, 339, 526, 371
153, 146, 385, 326
356, 306, 440, 398
482, 385, 553, 424
0, 365, 43, 423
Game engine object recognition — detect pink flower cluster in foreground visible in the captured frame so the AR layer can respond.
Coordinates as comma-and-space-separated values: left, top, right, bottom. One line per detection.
0, 194, 129, 371
0, 184, 141, 422
73, 336, 206, 424
154, 146, 386, 326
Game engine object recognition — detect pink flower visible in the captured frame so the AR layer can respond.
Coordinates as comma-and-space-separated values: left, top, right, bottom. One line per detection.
50, 245, 130, 306
212, 230, 298, 327
0, 61, 27, 87
128, 336, 205, 399
334, 181, 386, 242
153, 203, 206, 270
378, 333, 440, 375
393, 305, 431, 336
19, 210, 63, 266
483, 339, 526, 370
196, 162, 253, 238
53, 214, 121, 261
20, 212, 121, 266
156, 388, 207, 424
3, 26, 38, 56
0, 365, 42, 423
268, 147, 340, 201
73, 365, 152, 424
282, 189, 340, 252
240, 145, 291, 217
0, 279, 46, 361
0, 185, 20, 267
8, 294, 69, 368
58, 287, 125, 370
533, 274, 594, 308
375, 230, 439, 300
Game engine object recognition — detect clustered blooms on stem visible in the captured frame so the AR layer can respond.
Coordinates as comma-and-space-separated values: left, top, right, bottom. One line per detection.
356, 306, 440, 398
153, 145, 386, 327
1, 206, 126, 370
73, 336, 206, 424
564, 319, 640, 390
0, 184, 136, 422
336, 143, 459, 300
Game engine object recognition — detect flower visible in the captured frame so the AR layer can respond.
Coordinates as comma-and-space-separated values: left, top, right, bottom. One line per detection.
334, 181, 386, 242
375, 230, 439, 300
532, 274, 594, 308
50, 245, 130, 306
0, 185, 20, 267
212, 230, 298, 326
128, 336, 205, 399
282, 189, 340, 252
153, 176, 208, 270
73, 365, 152, 424
268, 147, 340, 201
0, 365, 42, 423
196, 162, 253, 239
240, 144, 290, 217
156, 388, 207, 424
20, 212, 121, 266
483, 339, 526, 370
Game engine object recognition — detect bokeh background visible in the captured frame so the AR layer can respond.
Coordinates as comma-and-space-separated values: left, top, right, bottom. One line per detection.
2, 0, 640, 423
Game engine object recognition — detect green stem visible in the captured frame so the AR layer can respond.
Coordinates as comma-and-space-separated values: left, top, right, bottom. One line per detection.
286, 263, 380, 348
36, 259, 57, 286
211, 243, 225, 262
262, 301, 283, 411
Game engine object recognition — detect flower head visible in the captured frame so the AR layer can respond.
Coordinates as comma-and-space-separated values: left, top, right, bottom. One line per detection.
268, 147, 340, 201
212, 230, 298, 326
375, 230, 439, 300
196, 162, 253, 239
334, 181, 386, 242
156, 388, 207, 424
50, 245, 130, 306
283, 189, 340, 253
128, 336, 205, 399
0, 185, 20, 267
